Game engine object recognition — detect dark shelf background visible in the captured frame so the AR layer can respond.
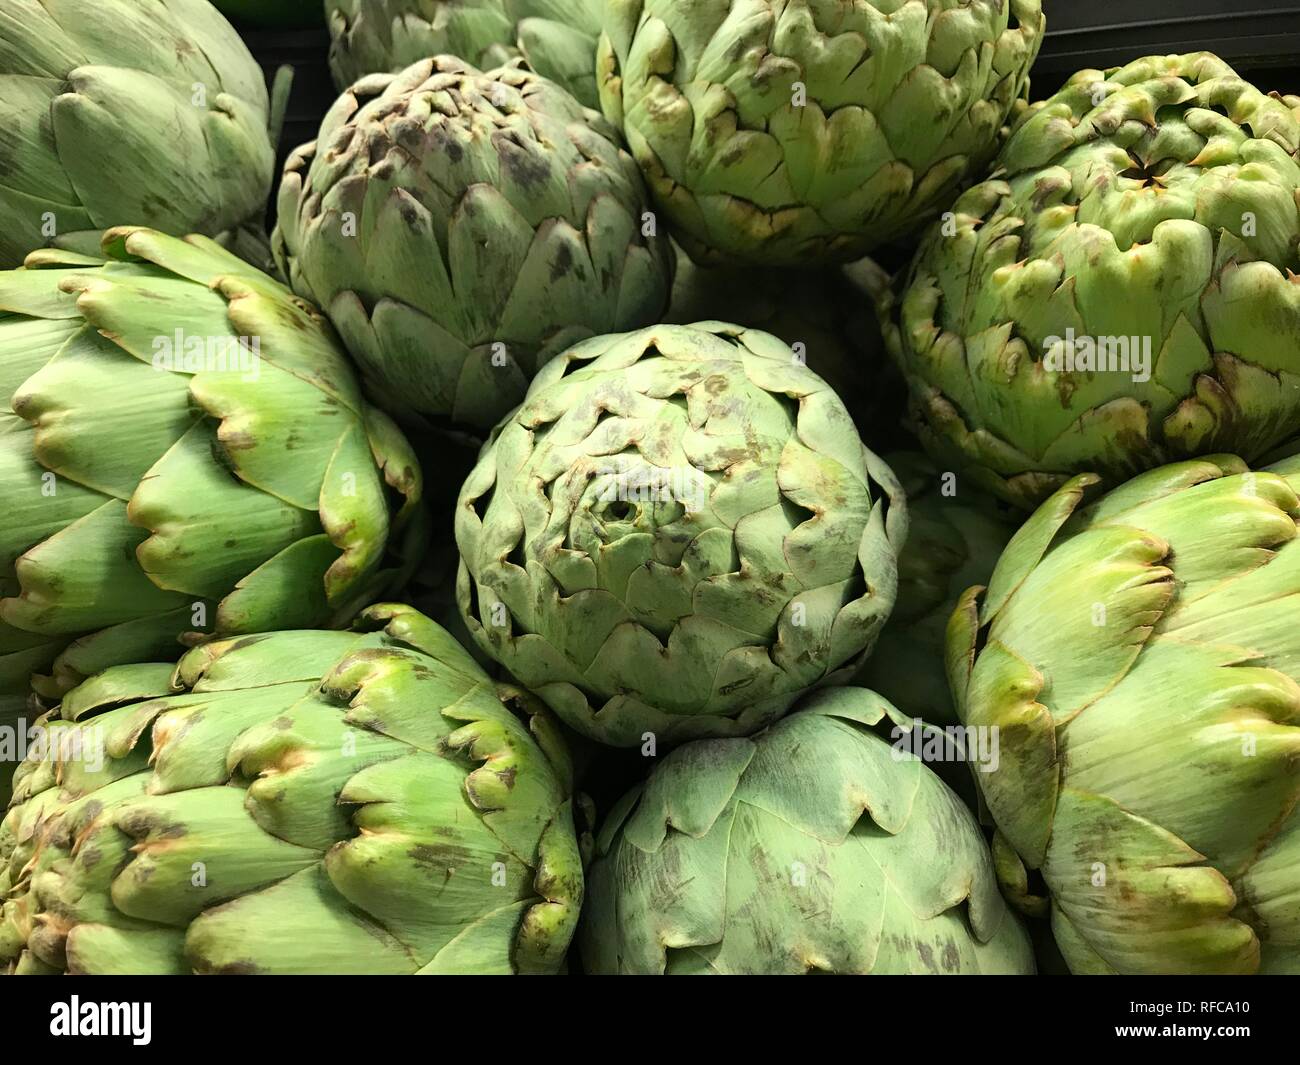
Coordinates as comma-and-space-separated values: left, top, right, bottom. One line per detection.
1038, 0, 1300, 94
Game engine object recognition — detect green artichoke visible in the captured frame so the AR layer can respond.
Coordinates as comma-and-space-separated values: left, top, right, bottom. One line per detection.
885, 52, 1300, 511
665, 246, 898, 433
0, 227, 424, 716
273, 56, 673, 431
325, 0, 604, 107
456, 322, 907, 748
597, 0, 1046, 267
948, 454, 1300, 974
212, 0, 323, 28
580, 687, 1033, 973
856, 452, 1015, 724
0, 604, 585, 975
0, 0, 286, 268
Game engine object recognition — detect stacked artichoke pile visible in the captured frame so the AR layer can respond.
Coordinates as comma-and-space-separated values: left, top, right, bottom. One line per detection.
0, 0, 1296, 978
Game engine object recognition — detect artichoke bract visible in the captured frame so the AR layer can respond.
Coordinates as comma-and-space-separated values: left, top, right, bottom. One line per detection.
581, 688, 1034, 973
886, 52, 1300, 510
0, 227, 424, 711
0, 604, 585, 975
455, 322, 907, 748
326, 0, 604, 107
0, 0, 283, 268
948, 455, 1300, 974
597, 0, 1045, 267
856, 453, 1015, 724
273, 56, 673, 431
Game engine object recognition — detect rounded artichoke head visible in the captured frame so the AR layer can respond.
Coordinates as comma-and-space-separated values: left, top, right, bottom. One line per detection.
272, 55, 674, 431
326, 0, 604, 106
886, 51, 1300, 511
0, 227, 425, 708
455, 322, 908, 747
855, 452, 1017, 725
0, 0, 279, 268
0, 604, 585, 975
580, 686, 1033, 974
596, 0, 1045, 267
949, 454, 1300, 974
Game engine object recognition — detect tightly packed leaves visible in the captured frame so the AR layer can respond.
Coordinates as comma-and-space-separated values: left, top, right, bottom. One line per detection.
887, 52, 1300, 509
274, 56, 672, 430
0, 0, 281, 267
325, 0, 605, 106
0, 605, 585, 974
581, 688, 1033, 973
948, 455, 1300, 974
0, 227, 424, 713
597, 0, 1045, 266
456, 322, 907, 747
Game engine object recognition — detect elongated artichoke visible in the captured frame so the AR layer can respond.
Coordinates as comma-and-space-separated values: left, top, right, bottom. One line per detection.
581, 687, 1033, 973
597, 0, 1045, 267
0, 227, 424, 715
886, 52, 1300, 510
273, 56, 673, 431
948, 454, 1300, 974
326, 0, 604, 107
0, 0, 285, 268
856, 452, 1015, 724
0, 604, 585, 975
456, 322, 907, 747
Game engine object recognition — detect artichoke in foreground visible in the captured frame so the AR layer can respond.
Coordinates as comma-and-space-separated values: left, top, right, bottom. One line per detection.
949, 454, 1300, 973
597, 0, 1045, 267
886, 52, 1300, 510
0, 0, 287, 268
325, 0, 604, 107
0, 604, 585, 975
456, 322, 907, 747
273, 56, 673, 431
856, 453, 1016, 724
581, 687, 1033, 973
0, 227, 424, 713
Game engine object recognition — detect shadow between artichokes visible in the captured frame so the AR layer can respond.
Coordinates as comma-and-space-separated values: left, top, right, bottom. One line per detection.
949, 454, 1300, 974
455, 322, 908, 748
0, 604, 585, 975
273, 55, 673, 432
580, 686, 1034, 974
884, 52, 1300, 510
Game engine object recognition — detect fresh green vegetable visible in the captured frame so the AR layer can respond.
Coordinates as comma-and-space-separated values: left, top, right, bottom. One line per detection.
325, 0, 603, 107
0, 0, 286, 268
0, 604, 585, 974
581, 687, 1034, 973
884, 53, 1300, 510
456, 322, 907, 747
273, 56, 672, 431
0, 227, 424, 713
949, 454, 1300, 973
597, 0, 1045, 266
